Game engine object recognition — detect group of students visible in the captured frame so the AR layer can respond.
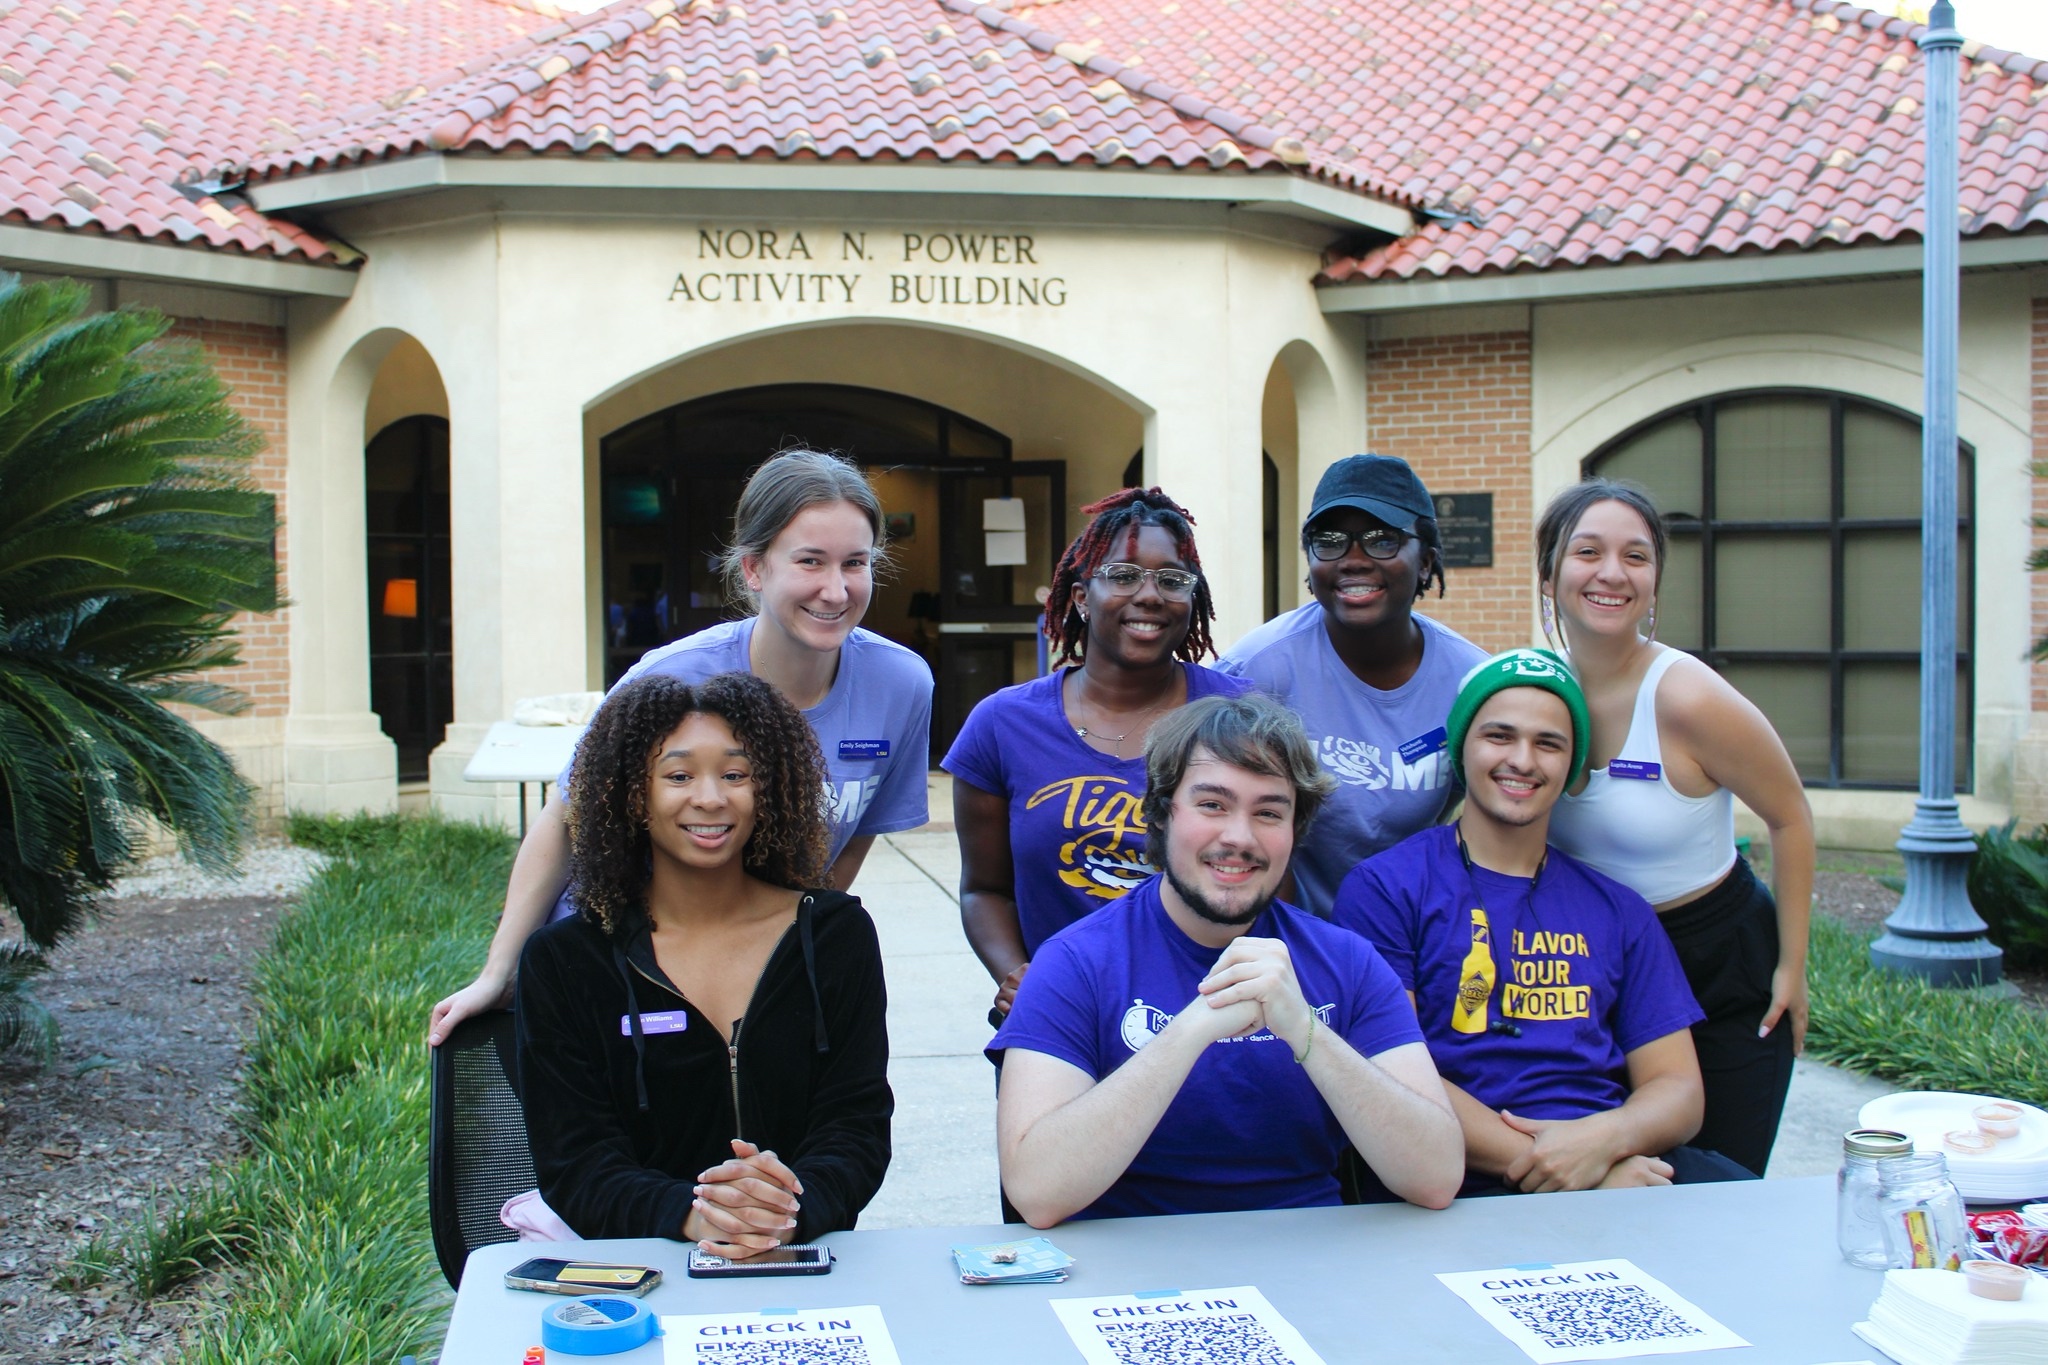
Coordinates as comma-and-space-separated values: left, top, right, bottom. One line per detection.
424, 445, 1814, 1256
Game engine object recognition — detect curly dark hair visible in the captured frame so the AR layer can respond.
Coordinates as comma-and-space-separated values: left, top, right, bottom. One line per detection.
565, 672, 830, 936
1043, 486, 1216, 666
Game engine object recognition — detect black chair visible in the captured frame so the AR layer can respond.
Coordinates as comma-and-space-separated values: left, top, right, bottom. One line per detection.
429, 1009, 538, 1288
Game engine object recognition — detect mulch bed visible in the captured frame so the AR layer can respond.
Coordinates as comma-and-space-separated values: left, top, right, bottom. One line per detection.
0, 895, 278, 1365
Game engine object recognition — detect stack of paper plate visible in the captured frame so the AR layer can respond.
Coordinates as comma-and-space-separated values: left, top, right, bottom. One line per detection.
1859, 1092, 2048, 1203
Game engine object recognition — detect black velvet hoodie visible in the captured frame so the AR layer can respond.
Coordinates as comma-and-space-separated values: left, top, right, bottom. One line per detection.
513, 890, 892, 1242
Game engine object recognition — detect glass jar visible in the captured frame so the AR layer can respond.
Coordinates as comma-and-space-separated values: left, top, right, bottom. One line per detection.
1838, 1128, 1914, 1268
1877, 1151, 1968, 1271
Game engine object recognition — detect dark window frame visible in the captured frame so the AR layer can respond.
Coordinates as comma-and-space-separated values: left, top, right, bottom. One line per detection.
1586, 388, 1973, 792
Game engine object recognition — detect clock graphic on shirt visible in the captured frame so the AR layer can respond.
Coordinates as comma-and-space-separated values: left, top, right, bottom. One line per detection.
1120, 1000, 1174, 1052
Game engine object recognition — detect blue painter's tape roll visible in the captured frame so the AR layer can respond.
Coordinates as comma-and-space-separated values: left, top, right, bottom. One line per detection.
540, 1296, 662, 1356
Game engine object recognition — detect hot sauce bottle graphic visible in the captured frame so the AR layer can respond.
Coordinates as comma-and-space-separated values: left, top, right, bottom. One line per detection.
1452, 907, 1495, 1035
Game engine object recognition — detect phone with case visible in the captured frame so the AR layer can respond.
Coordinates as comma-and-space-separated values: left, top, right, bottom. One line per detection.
687, 1245, 833, 1277
503, 1257, 662, 1297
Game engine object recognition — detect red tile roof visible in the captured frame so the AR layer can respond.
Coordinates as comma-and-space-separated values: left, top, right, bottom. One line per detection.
242, 0, 1408, 204
1002, 0, 2048, 281
0, 0, 566, 264
3, 0, 2044, 282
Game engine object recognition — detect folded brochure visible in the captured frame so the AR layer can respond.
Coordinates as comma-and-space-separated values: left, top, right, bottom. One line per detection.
951, 1236, 1073, 1284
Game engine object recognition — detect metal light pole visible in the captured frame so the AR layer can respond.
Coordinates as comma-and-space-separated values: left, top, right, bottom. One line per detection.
1870, 0, 2004, 987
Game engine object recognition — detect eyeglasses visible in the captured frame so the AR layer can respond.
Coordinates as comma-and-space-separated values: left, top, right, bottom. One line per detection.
1091, 563, 1200, 600
1305, 527, 1408, 562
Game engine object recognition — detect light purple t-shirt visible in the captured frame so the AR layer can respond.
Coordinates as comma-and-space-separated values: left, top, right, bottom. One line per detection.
550, 619, 933, 921
941, 664, 1249, 957
1217, 606, 1486, 915
989, 876, 1423, 1219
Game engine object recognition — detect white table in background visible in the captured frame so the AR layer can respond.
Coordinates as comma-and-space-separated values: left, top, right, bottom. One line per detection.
440, 1176, 1880, 1363
460, 721, 586, 837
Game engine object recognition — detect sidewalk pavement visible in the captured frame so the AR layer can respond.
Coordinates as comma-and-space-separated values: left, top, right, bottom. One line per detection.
848, 815, 1891, 1228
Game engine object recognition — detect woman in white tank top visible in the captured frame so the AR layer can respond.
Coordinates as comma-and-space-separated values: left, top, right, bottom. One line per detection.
1536, 480, 1815, 1178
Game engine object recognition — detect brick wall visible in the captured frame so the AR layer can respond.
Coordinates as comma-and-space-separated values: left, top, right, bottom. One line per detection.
167, 318, 289, 717
1365, 330, 1534, 653
2035, 298, 2048, 714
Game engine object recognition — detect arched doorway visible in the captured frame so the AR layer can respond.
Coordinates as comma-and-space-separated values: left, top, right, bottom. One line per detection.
365, 414, 453, 782
598, 383, 1065, 755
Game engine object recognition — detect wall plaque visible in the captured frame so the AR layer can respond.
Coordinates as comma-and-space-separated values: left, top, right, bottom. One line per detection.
1433, 493, 1493, 569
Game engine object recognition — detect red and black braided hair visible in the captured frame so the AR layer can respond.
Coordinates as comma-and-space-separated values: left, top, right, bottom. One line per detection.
1043, 486, 1216, 666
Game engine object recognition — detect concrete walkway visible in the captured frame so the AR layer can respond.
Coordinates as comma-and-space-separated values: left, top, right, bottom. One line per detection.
848, 815, 1893, 1227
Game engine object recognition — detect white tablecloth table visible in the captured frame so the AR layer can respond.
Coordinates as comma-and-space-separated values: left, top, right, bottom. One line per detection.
440, 1176, 1880, 1363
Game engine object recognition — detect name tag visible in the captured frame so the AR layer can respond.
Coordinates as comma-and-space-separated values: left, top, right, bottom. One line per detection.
1608, 759, 1662, 781
620, 1011, 687, 1037
839, 739, 890, 761
1398, 726, 1448, 764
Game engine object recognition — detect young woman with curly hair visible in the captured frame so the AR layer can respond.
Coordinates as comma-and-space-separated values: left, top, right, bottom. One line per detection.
431, 449, 932, 1046
943, 486, 1248, 1022
1217, 455, 1487, 915
513, 672, 892, 1254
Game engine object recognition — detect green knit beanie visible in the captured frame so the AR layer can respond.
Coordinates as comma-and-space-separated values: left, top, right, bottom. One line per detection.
1444, 648, 1591, 789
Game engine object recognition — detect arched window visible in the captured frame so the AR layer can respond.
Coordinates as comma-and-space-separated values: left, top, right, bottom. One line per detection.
365, 415, 453, 783
1587, 391, 1971, 791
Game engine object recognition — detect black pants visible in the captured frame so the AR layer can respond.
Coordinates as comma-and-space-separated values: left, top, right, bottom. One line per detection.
1657, 858, 1798, 1177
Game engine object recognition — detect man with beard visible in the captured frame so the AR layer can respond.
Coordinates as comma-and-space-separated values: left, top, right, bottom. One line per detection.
990, 692, 1463, 1227
1332, 651, 1747, 1195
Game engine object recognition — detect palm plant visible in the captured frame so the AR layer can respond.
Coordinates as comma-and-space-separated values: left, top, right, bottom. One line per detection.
0, 275, 279, 1055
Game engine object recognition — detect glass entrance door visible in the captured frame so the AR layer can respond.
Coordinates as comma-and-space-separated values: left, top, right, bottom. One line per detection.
933, 461, 1066, 760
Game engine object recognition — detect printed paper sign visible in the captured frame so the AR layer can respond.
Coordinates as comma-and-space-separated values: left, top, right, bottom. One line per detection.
1050, 1285, 1325, 1365
662, 1304, 901, 1365
1436, 1259, 1748, 1363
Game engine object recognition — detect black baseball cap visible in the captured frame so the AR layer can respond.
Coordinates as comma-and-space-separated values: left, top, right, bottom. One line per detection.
1305, 454, 1436, 533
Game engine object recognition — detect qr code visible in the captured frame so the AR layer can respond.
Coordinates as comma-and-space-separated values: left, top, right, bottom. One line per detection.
1092, 1312, 1295, 1365
690, 1334, 873, 1365
1496, 1284, 1705, 1350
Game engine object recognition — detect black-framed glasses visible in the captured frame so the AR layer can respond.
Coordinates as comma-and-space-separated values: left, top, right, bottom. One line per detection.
1305, 527, 1408, 562
1091, 563, 1199, 600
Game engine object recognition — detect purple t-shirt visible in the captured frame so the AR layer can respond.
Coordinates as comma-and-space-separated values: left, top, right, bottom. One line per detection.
942, 664, 1249, 956
1331, 825, 1703, 1120
1217, 606, 1487, 916
551, 619, 933, 921
989, 876, 1424, 1220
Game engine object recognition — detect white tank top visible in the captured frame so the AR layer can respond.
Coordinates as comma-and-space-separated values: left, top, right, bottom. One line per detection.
1548, 649, 1736, 905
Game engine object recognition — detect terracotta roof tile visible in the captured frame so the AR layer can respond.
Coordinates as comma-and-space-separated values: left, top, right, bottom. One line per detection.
232, 0, 1407, 205
1000, 0, 2048, 281
0, 0, 566, 264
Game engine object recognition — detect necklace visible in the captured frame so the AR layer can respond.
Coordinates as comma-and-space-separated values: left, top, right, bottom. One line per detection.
1068, 676, 1177, 755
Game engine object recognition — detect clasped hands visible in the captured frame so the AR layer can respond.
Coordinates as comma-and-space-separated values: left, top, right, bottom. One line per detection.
1177, 937, 1315, 1055
1496, 1110, 1673, 1193
682, 1138, 803, 1258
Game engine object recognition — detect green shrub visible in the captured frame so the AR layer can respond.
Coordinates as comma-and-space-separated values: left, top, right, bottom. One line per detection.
1808, 915, 2048, 1105
121, 812, 515, 1361
1964, 821, 2048, 972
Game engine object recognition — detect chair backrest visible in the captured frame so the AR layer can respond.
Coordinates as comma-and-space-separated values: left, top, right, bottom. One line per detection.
429, 1009, 537, 1288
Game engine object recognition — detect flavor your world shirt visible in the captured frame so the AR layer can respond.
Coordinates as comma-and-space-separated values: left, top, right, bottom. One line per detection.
1217, 607, 1487, 915
942, 664, 1249, 956
549, 618, 933, 922
989, 876, 1424, 1219
1332, 825, 1703, 1121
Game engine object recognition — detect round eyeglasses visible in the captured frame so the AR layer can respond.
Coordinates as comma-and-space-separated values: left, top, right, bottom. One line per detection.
1305, 528, 1408, 562
1090, 563, 1199, 600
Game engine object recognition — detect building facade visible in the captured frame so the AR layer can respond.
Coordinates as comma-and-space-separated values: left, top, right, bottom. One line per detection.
3, 0, 2045, 845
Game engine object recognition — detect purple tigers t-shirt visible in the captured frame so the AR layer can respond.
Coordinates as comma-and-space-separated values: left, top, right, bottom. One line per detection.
942, 664, 1249, 956
989, 877, 1424, 1220
1331, 825, 1703, 1120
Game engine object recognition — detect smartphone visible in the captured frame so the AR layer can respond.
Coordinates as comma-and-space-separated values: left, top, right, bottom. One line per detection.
687, 1245, 833, 1278
504, 1257, 662, 1297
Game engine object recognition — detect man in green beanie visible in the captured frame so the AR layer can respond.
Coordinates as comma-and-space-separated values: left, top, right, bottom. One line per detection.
1331, 649, 1753, 1195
